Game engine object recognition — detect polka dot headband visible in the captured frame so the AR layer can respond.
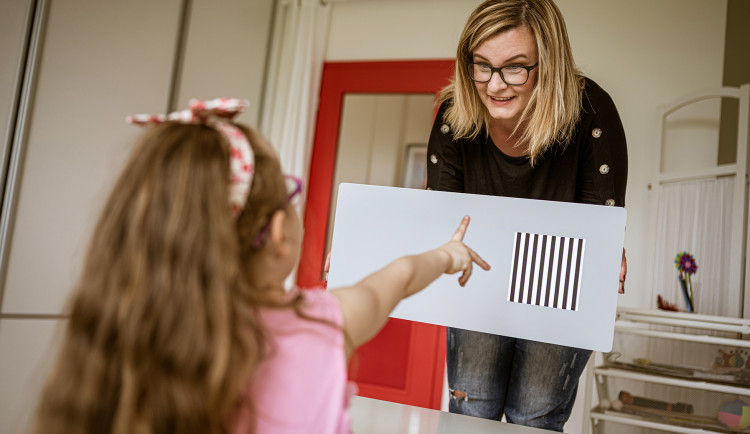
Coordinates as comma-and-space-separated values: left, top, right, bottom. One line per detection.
126, 98, 254, 217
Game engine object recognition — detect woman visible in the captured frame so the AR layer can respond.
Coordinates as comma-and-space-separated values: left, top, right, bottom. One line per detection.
426, 0, 627, 430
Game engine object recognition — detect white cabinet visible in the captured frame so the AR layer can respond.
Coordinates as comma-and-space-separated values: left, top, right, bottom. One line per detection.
585, 308, 750, 433
0, 2, 273, 431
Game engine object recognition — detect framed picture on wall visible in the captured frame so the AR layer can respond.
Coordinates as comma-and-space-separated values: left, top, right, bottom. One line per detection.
401, 143, 427, 189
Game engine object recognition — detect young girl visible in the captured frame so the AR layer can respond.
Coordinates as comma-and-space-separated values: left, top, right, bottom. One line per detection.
31, 98, 490, 434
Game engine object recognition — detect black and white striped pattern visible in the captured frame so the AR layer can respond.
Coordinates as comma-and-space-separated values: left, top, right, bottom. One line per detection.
508, 232, 586, 311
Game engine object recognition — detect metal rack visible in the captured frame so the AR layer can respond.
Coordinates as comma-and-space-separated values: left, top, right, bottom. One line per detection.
584, 307, 750, 433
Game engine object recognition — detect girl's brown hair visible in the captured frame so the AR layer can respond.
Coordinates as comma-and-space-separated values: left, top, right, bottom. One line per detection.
31, 122, 288, 434
439, 0, 583, 165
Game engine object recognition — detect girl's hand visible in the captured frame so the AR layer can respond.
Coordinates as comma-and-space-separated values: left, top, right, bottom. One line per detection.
438, 216, 491, 286
332, 215, 490, 357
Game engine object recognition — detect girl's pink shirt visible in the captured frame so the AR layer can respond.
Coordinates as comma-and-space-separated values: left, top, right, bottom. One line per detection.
232, 287, 355, 434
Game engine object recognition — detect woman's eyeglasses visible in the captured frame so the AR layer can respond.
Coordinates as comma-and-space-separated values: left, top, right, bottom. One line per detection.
466, 62, 538, 85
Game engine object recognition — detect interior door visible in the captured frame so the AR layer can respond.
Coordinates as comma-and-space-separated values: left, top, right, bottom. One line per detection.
298, 60, 454, 409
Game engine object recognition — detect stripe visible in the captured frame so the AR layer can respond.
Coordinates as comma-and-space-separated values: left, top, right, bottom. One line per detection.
571, 238, 584, 311
544, 235, 556, 306
553, 237, 566, 308
509, 232, 522, 302
519, 233, 531, 304
565, 240, 579, 309
527, 234, 539, 304
535, 235, 548, 305
562, 237, 575, 310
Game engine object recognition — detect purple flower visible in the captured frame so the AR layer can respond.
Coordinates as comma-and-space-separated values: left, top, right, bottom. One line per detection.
675, 251, 698, 275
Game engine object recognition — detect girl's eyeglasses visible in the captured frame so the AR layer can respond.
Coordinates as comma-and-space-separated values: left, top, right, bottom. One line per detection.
285, 174, 304, 206
252, 174, 305, 248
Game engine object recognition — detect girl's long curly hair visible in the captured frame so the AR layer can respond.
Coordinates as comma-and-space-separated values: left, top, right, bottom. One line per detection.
31, 122, 289, 434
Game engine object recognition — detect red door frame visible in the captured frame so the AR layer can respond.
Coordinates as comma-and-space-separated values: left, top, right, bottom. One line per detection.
297, 60, 455, 409
298, 59, 455, 288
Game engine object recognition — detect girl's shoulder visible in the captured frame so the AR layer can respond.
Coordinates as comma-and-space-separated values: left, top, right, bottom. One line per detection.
266, 286, 343, 328
299, 286, 343, 323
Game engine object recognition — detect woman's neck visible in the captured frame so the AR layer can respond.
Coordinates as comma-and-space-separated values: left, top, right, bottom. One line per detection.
488, 121, 528, 157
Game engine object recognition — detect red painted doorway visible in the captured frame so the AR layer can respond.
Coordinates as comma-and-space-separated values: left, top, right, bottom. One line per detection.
297, 60, 455, 409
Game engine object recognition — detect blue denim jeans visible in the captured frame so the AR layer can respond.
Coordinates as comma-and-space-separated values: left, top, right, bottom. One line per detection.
446, 328, 591, 432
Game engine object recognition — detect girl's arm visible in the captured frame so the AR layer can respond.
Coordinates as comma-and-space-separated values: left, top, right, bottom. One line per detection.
329, 216, 490, 358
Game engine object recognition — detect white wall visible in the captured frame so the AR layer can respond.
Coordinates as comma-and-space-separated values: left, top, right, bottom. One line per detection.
175, 0, 272, 126
2, 1, 184, 315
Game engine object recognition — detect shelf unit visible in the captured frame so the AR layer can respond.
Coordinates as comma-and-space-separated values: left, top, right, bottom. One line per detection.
584, 307, 750, 433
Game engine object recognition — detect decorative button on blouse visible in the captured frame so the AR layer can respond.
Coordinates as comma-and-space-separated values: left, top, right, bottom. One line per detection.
599, 164, 610, 174
592, 128, 602, 138
605, 199, 615, 206
440, 124, 450, 134
430, 154, 438, 164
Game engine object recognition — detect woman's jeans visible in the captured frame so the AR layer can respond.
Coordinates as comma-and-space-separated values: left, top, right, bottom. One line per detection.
446, 327, 591, 432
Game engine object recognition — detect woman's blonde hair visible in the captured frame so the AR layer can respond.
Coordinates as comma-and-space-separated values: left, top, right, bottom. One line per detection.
31, 122, 289, 434
439, 0, 583, 164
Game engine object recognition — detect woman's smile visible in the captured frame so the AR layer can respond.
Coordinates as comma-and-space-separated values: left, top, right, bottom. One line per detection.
489, 95, 515, 104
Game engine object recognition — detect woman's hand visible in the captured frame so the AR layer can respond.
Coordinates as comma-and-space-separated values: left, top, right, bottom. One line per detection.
437, 216, 491, 286
324, 251, 331, 283
619, 248, 627, 294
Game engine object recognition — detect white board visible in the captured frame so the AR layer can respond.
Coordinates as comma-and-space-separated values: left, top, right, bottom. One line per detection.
326, 183, 626, 351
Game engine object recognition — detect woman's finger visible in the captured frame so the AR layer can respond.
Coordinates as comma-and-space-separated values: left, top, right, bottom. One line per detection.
451, 215, 470, 242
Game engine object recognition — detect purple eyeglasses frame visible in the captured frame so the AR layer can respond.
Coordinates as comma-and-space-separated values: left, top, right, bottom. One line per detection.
251, 174, 304, 248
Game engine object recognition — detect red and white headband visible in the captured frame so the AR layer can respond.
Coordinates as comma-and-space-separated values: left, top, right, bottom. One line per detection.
126, 98, 254, 217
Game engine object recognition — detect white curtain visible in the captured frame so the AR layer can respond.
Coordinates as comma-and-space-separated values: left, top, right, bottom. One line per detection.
261, 0, 330, 190
260, 0, 329, 289
620, 177, 738, 433
648, 177, 736, 317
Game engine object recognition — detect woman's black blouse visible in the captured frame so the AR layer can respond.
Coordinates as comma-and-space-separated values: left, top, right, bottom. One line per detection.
426, 77, 627, 208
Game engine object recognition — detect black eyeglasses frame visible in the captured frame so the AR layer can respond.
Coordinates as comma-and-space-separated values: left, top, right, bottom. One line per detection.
465, 62, 539, 86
